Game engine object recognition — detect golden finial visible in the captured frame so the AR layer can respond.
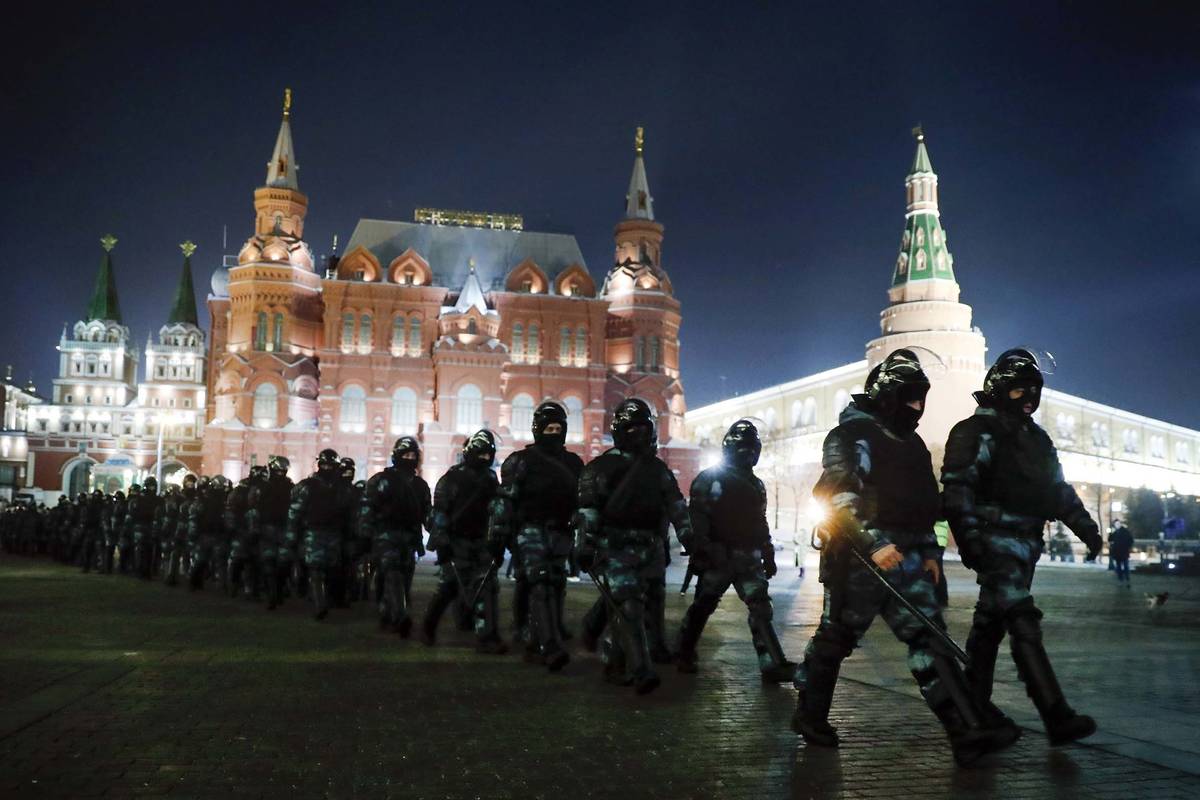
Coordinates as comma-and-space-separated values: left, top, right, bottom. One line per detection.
912, 123, 924, 142
100, 234, 118, 252
635, 126, 644, 156
283, 87, 292, 119
180, 240, 197, 258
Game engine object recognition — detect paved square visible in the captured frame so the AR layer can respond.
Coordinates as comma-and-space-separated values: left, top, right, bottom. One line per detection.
1, 555, 1197, 799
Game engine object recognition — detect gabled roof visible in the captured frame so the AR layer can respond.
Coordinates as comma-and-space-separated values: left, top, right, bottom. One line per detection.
343, 219, 588, 291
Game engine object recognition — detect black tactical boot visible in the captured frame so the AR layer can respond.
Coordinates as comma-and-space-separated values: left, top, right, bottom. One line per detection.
1010, 629, 1096, 745
420, 580, 454, 645
312, 570, 329, 620
965, 617, 1019, 733
620, 599, 660, 694
580, 596, 607, 653
674, 602, 710, 674
751, 616, 798, 683
792, 657, 841, 747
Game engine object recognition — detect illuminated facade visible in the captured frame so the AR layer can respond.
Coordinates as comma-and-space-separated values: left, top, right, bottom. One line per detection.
686, 132, 1200, 537
202, 103, 698, 485
25, 239, 207, 496
0, 367, 41, 499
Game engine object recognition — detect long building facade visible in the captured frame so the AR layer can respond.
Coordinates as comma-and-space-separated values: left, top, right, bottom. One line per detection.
201, 100, 698, 486
685, 132, 1200, 539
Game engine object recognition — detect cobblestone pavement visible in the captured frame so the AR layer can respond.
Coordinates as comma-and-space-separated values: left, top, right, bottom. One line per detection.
0, 554, 1197, 799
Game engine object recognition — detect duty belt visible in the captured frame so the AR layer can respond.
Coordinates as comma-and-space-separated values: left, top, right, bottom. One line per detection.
976, 504, 1045, 537
602, 526, 660, 547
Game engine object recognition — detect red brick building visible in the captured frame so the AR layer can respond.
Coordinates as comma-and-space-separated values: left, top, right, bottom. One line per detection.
202, 99, 697, 487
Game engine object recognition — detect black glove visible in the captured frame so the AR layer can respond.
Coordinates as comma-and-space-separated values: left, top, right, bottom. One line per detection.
1082, 528, 1103, 562
958, 536, 984, 571
762, 546, 777, 579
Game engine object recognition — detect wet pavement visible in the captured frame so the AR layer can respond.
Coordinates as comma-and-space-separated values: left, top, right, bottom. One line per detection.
0, 553, 1197, 799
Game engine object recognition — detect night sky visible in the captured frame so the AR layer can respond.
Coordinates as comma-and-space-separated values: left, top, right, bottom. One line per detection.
3, 2, 1198, 427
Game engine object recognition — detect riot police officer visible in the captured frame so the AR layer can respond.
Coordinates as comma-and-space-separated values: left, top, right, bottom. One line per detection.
126, 477, 160, 580
490, 401, 584, 671
790, 349, 1015, 766
422, 430, 504, 652
226, 469, 262, 599
188, 477, 226, 590
289, 449, 355, 620
248, 456, 294, 609
162, 477, 194, 585
331, 457, 359, 608
575, 399, 691, 694
361, 438, 430, 634
115, 487, 137, 573
942, 348, 1102, 746
103, 490, 127, 574
676, 419, 796, 682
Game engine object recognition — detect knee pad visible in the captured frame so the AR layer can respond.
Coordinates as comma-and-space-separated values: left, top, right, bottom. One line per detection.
1005, 598, 1043, 644
693, 591, 721, 616
811, 623, 856, 661
746, 597, 774, 624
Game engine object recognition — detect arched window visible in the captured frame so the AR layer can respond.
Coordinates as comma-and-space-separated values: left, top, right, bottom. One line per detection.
559, 326, 571, 364
511, 393, 535, 440
564, 396, 584, 443
763, 407, 777, 433
272, 313, 284, 351
392, 316, 405, 351
512, 323, 524, 363
340, 385, 366, 432
455, 383, 483, 435
390, 387, 418, 435
252, 383, 277, 429
649, 336, 661, 371
255, 312, 267, 350
341, 313, 355, 348
790, 400, 803, 429
527, 324, 540, 363
359, 314, 372, 349
408, 316, 422, 354
467, 318, 477, 335
635, 336, 645, 371
575, 327, 587, 364
803, 397, 817, 427
1176, 441, 1191, 464
1123, 429, 1140, 454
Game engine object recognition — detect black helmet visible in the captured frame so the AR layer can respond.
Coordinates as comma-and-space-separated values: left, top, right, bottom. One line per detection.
463, 429, 497, 466
532, 401, 568, 449
249, 465, 268, 481
722, 419, 762, 468
392, 436, 420, 468
317, 448, 340, 468
182, 473, 197, 490
980, 348, 1045, 415
268, 455, 290, 475
339, 457, 356, 479
612, 398, 656, 453
862, 348, 931, 435
128, 485, 141, 497
142, 476, 158, 495
113, 491, 125, 501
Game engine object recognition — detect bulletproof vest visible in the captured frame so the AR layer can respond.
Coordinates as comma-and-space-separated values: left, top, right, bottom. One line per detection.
707, 466, 766, 546
515, 447, 579, 525
601, 452, 666, 529
375, 468, 424, 528
199, 490, 226, 535
131, 495, 157, 526
302, 475, 344, 530
256, 476, 292, 525
85, 500, 105, 527
445, 465, 495, 538
840, 417, 940, 532
227, 486, 249, 531
980, 415, 1061, 519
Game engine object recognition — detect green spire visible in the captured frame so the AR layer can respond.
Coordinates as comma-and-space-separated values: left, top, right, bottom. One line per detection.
167, 241, 199, 326
86, 234, 123, 323
910, 125, 933, 174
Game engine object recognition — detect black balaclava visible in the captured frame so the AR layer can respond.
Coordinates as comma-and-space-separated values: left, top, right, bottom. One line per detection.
532, 401, 568, 450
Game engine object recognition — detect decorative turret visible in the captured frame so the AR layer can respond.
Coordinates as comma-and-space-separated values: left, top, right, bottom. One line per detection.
240, 88, 313, 268
438, 260, 502, 347
625, 126, 654, 220
265, 88, 299, 190
604, 127, 671, 297
85, 234, 123, 324
167, 241, 200, 327
890, 127, 956, 299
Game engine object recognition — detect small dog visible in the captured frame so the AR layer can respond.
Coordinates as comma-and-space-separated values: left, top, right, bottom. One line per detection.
1145, 591, 1169, 610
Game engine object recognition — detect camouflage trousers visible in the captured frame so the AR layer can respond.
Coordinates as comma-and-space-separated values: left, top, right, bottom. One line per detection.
429, 539, 501, 641
595, 531, 668, 679
517, 524, 572, 657
795, 548, 946, 699
375, 528, 422, 625
303, 528, 344, 571
679, 546, 782, 671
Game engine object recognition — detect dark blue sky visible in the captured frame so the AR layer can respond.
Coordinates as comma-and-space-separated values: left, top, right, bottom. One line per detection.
2, 1, 1198, 426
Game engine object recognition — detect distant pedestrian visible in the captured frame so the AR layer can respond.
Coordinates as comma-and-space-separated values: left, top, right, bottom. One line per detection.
1109, 521, 1134, 587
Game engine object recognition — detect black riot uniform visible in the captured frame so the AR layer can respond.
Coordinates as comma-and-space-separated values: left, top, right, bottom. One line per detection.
575, 399, 691, 694
162, 477, 194, 585
103, 490, 127, 574
248, 456, 294, 609
79, 490, 106, 572
289, 449, 356, 620
226, 469, 262, 600
490, 402, 584, 671
330, 457, 358, 608
790, 350, 1017, 766
360, 439, 431, 634
676, 420, 796, 682
942, 348, 1102, 746
187, 477, 226, 590
422, 430, 504, 652
126, 477, 160, 580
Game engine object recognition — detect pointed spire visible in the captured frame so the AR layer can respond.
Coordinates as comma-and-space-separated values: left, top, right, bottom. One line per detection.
167, 241, 200, 326
910, 125, 933, 175
86, 234, 123, 323
624, 126, 655, 220
265, 88, 299, 190
452, 259, 491, 315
